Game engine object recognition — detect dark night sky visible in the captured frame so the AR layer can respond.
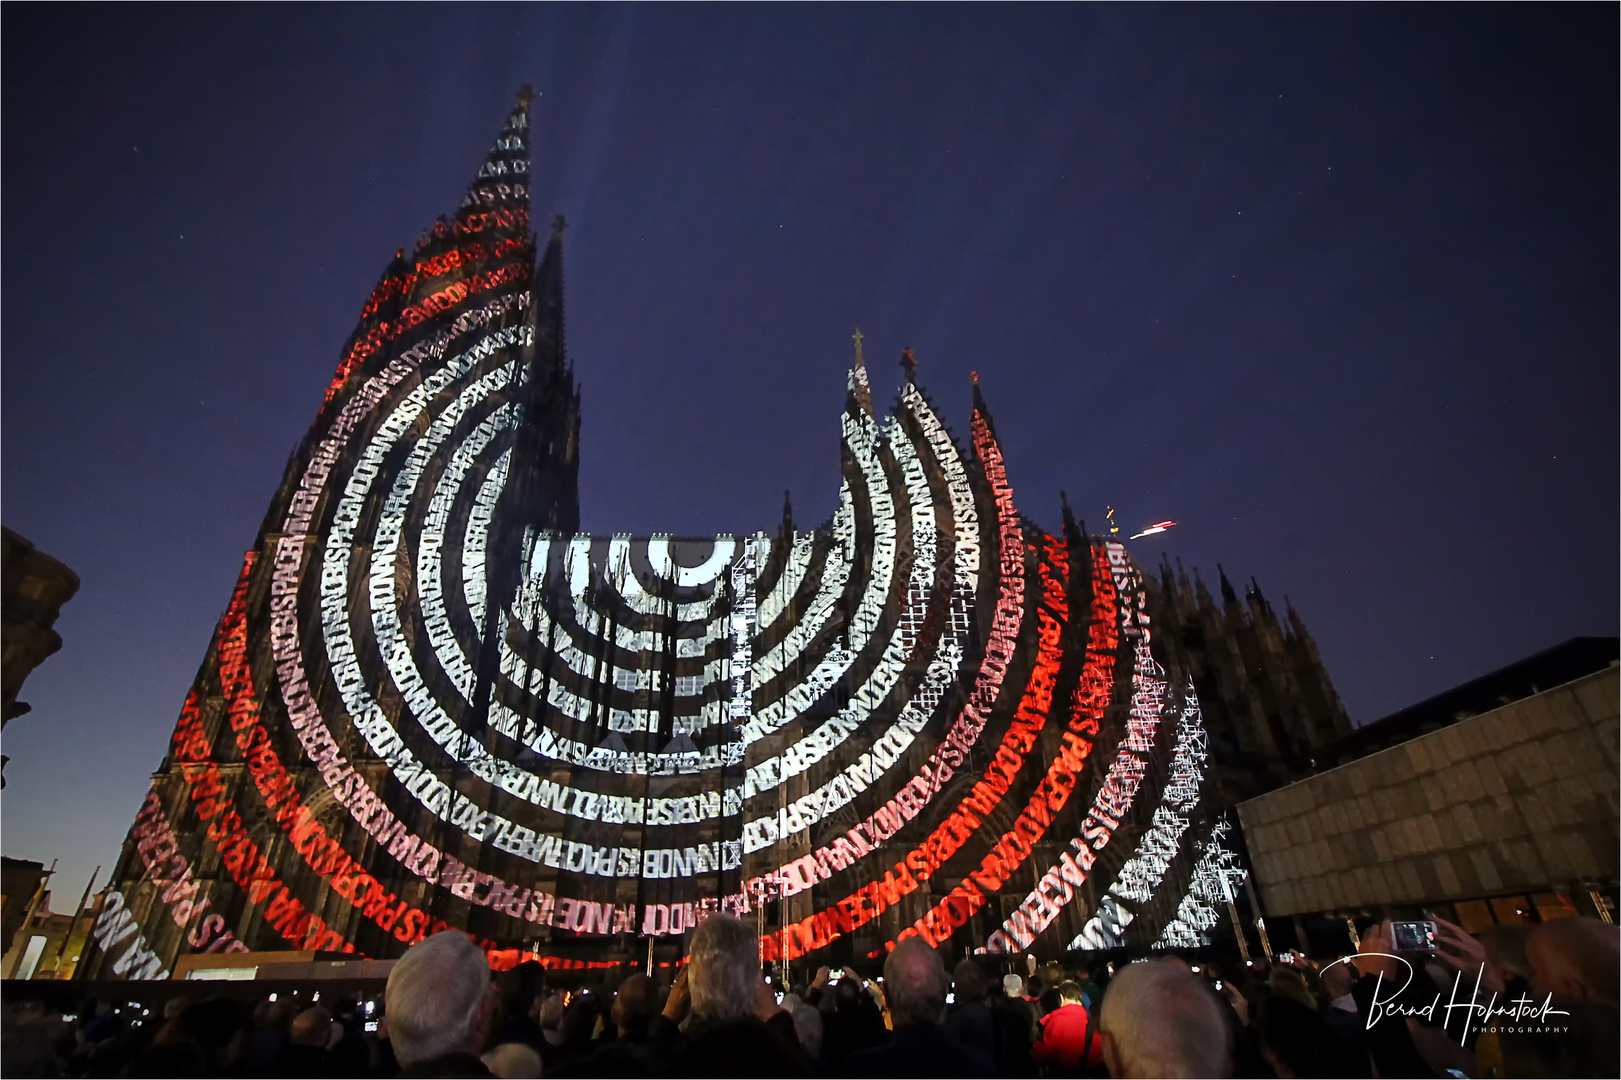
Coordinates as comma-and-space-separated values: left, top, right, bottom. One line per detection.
4, 6, 1616, 904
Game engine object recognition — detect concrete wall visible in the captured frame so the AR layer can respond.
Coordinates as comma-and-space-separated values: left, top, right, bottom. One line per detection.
1238, 666, 1618, 918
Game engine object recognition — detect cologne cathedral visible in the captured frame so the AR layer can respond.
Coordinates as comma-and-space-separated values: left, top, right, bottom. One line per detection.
87, 90, 1351, 980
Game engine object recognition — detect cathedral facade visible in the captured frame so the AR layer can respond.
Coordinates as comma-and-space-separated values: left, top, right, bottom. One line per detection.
86, 91, 1346, 979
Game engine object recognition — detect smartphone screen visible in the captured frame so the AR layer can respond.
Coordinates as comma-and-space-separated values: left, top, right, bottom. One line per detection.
1391, 920, 1438, 953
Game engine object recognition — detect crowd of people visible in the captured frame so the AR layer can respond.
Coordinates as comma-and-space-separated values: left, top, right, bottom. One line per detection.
2, 913, 1616, 1078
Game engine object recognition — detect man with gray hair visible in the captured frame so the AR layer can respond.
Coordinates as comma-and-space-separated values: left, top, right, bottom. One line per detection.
840, 938, 997, 1077
385, 930, 497, 1077
656, 913, 809, 1076
1097, 959, 1232, 1078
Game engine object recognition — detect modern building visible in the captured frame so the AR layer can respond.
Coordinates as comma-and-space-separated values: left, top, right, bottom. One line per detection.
1238, 641, 1619, 954
86, 89, 1350, 980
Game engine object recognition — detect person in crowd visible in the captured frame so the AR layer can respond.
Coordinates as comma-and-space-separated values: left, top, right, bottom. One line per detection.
491, 960, 549, 1054
838, 938, 998, 1078
385, 930, 498, 1077
990, 971, 1036, 1075
946, 959, 995, 1060
480, 1042, 543, 1079
1031, 980, 1102, 1077
266, 1004, 341, 1077
1475, 923, 1535, 995
549, 995, 601, 1069
820, 970, 888, 1066
611, 973, 658, 1043
1265, 967, 1317, 1011
244, 996, 295, 1076
656, 913, 809, 1077
1346, 920, 1471, 1080
791, 1003, 824, 1066
178, 997, 253, 1076
549, 975, 660, 1077
1527, 914, 1620, 1003
1096, 959, 1230, 1078
1493, 916, 1620, 1079
1072, 966, 1103, 1014
1315, 956, 1372, 1070
533, 991, 567, 1065
1255, 994, 1369, 1079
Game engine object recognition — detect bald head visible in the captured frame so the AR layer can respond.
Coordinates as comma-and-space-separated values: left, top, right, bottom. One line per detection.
1098, 959, 1232, 1078
1528, 918, 1620, 1003
288, 1006, 333, 1048
884, 938, 949, 1028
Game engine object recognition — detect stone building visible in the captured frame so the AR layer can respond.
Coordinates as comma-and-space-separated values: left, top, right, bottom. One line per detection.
1238, 648, 1618, 951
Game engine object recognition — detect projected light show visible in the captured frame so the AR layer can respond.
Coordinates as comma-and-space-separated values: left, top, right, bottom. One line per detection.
88, 89, 1246, 980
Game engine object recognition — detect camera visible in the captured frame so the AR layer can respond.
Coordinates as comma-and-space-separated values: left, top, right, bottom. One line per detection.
1391, 920, 1438, 953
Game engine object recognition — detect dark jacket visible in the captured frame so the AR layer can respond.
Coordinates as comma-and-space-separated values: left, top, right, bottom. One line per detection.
946, 1001, 996, 1060
397, 1050, 495, 1078
658, 1013, 811, 1078
840, 1020, 1000, 1078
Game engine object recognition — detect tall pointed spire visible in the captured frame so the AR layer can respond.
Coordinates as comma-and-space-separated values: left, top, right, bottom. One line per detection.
848, 327, 875, 417
458, 87, 534, 222
971, 372, 996, 440
321, 87, 537, 408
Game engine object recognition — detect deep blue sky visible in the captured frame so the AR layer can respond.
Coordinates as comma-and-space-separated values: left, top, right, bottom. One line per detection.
4, 6, 1615, 905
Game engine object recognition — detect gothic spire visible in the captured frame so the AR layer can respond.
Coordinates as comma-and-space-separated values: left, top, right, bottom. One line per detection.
531, 215, 566, 377
458, 87, 533, 224
848, 327, 875, 417
971, 373, 997, 440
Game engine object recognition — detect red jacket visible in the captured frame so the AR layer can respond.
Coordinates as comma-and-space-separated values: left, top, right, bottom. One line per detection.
1032, 1002, 1103, 1072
